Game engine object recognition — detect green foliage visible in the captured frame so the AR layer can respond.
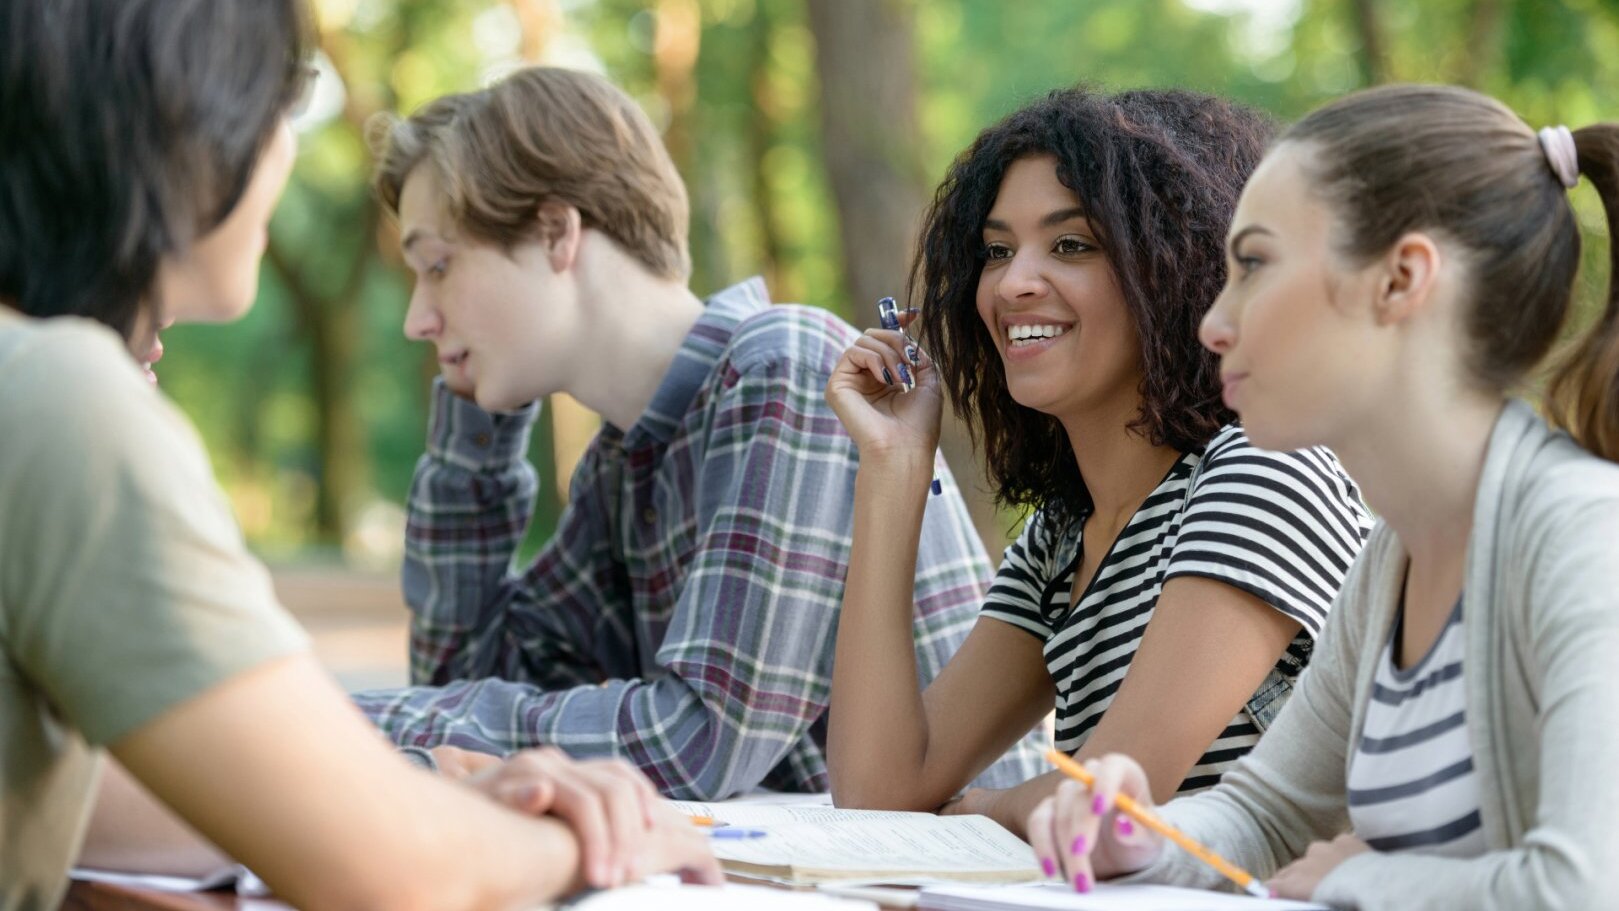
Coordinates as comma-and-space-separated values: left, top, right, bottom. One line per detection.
151, 0, 1619, 561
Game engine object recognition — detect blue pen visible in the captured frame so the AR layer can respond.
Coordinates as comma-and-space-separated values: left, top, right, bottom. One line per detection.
876, 296, 943, 497
708, 828, 769, 840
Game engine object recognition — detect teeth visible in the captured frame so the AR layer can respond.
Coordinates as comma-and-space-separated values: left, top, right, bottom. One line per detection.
1006, 324, 1067, 345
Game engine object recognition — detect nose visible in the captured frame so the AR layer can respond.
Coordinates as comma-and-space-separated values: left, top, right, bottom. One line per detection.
996, 249, 1048, 302
403, 285, 442, 341
1200, 289, 1236, 355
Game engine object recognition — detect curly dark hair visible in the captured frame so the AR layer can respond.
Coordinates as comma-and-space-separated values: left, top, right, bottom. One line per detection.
912, 86, 1272, 530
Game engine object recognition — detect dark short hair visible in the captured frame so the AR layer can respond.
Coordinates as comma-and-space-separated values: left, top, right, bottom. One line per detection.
0, 0, 311, 340
913, 87, 1272, 529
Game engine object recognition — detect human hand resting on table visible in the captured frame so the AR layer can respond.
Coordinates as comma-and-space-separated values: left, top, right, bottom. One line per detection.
430, 745, 721, 889
1268, 834, 1368, 900
1026, 754, 1165, 893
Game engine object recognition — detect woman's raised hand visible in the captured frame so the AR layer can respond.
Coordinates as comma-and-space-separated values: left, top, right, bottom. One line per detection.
825, 309, 943, 460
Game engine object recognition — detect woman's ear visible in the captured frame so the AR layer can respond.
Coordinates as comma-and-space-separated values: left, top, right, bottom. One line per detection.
1373, 231, 1442, 326
535, 201, 583, 273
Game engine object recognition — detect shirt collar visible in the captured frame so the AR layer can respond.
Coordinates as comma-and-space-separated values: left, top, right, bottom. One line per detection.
620, 276, 772, 450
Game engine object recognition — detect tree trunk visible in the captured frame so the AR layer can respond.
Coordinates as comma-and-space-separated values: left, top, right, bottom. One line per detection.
745, 1, 790, 299
805, 0, 927, 315
1454, 0, 1505, 88
1349, 0, 1390, 85
806, 0, 1011, 553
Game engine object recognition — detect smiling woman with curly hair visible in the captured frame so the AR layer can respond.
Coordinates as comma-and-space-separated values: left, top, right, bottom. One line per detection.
823, 86, 1373, 850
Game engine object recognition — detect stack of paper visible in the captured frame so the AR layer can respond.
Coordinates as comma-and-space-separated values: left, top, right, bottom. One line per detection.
671, 800, 1041, 886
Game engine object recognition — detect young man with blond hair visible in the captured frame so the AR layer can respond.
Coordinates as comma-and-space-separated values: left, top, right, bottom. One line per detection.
352, 66, 1043, 800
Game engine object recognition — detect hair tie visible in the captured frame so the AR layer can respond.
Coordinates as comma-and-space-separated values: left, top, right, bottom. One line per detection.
1538, 125, 1579, 189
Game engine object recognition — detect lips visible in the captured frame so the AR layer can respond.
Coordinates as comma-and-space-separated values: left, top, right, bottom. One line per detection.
999, 317, 1074, 361
141, 332, 164, 385
1220, 372, 1247, 408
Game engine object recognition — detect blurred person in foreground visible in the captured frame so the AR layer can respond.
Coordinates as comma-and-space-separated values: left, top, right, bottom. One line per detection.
0, 2, 717, 907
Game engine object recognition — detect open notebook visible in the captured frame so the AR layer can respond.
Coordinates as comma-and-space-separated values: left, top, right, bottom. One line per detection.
671, 799, 1042, 886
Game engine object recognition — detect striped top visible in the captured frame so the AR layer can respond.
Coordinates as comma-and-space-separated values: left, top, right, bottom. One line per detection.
1347, 598, 1485, 856
982, 425, 1372, 793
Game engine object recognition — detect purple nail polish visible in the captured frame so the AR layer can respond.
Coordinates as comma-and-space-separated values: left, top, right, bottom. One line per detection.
905, 344, 920, 365
1092, 794, 1107, 815
1040, 857, 1055, 877
1117, 817, 1135, 837
931, 478, 943, 496
1070, 834, 1086, 856
898, 363, 914, 387
882, 367, 894, 386
1075, 872, 1091, 893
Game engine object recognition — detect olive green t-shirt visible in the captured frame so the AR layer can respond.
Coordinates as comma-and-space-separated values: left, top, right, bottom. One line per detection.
0, 310, 308, 910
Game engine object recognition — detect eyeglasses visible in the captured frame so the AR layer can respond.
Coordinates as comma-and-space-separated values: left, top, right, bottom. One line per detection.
289, 64, 321, 118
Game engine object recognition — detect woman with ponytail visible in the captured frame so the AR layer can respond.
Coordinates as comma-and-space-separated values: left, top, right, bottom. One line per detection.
1036, 84, 1619, 909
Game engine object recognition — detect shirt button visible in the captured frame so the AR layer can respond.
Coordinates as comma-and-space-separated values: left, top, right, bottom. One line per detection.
473, 432, 491, 447
642, 507, 658, 525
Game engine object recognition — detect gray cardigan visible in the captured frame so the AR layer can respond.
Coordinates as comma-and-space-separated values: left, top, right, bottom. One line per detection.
1130, 400, 1619, 910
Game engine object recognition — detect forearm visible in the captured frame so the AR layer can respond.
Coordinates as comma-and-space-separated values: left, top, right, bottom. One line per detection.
956, 770, 1067, 839
356, 672, 786, 801
404, 381, 541, 684
78, 757, 232, 878
827, 453, 941, 808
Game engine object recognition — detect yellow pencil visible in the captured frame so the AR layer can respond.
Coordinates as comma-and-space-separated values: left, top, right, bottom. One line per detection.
1046, 750, 1269, 899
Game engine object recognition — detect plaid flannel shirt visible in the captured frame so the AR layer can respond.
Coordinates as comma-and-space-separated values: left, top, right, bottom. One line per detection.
354, 279, 1045, 799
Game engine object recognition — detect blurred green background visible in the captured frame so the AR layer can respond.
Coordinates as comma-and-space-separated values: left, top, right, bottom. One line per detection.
158, 0, 1619, 569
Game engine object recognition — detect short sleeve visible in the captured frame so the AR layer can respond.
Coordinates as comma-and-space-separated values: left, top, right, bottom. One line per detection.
980, 508, 1068, 641
0, 321, 308, 747
1162, 426, 1371, 638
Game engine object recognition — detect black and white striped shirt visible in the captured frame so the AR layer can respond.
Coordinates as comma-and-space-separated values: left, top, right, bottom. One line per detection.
982, 425, 1372, 793
1347, 598, 1485, 856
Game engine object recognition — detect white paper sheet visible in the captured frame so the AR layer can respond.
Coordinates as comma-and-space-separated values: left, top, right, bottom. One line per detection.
670, 800, 1040, 880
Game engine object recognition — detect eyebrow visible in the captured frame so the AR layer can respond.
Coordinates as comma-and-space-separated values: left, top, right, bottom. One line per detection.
1227, 225, 1274, 252
401, 228, 430, 254
983, 206, 1089, 232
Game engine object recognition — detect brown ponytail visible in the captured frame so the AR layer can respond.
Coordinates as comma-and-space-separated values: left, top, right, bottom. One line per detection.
1546, 126, 1619, 461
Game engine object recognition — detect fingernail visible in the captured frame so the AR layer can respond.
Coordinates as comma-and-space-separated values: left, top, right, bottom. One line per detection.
1092, 794, 1107, 815
1117, 817, 1134, 837
905, 344, 920, 364
1075, 872, 1091, 893
898, 363, 914, 389
931, 478, 943, 496
905, 307, 920, 315
882, 367, 894, 386
1040, 857, 1055, 877
1070, 834, 1086, 856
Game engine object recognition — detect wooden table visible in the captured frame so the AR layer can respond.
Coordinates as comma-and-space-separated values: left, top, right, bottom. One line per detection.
64, 878, 918, 909
64, 881, 251, 910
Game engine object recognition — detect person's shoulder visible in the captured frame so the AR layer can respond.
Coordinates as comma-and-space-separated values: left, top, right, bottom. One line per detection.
726, 301, 861, 379
1512, 422, 1619, 543
1197, 423, 1359, 489
0, 314, 150, 420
